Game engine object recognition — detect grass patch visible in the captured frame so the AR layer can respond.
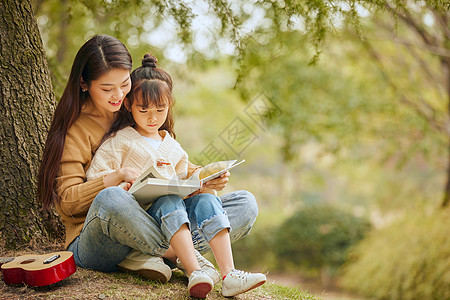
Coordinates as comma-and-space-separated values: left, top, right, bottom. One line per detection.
1, 252, 320, 300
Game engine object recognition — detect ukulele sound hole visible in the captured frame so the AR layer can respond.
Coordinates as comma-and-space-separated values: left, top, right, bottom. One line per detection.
20, 259, 36, 264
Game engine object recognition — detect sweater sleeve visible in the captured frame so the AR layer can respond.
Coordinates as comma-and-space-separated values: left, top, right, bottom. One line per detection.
86, 136, 123, 180
187, 161, 202, 178
55, 118, 106, 219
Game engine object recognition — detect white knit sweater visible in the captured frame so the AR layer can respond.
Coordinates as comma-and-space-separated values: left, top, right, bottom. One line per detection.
86, 127, 189, 181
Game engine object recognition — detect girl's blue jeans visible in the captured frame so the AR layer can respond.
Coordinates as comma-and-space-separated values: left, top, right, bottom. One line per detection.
67, 187, 258, 272
147, 193, 231, 244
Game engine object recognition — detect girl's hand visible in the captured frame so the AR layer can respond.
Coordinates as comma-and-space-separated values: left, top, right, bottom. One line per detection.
203, 171, 230, 191
103, 167, 141, 188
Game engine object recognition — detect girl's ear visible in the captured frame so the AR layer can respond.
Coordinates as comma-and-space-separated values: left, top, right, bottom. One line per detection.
124, 97, 132, 111
80, 77, 88, 92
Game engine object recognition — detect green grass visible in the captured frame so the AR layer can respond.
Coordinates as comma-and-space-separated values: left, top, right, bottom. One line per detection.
1, 267, 321, 300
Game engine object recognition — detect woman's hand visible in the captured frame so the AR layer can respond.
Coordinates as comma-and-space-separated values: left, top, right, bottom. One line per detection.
202, 171, 230, 191
103, 167, 141, 188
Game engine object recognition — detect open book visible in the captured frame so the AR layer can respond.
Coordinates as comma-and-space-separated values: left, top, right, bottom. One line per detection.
129, 159, 245, 208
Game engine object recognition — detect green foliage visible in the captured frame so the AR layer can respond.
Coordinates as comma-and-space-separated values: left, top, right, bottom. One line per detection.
238, 31, 390, 163
273, 204, 371, 272
34, 0, 173, 98
341, 209, 450, 300
339, 18, 448, 165
35, 0, 449, 173
230, 212, 284, 271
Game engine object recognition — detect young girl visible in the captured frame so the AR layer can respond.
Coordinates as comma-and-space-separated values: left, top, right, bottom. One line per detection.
86, 54, 266, 297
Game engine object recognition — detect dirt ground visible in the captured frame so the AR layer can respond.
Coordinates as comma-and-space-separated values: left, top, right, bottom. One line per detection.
266, 272, 369, 300
0, 244, 365, 300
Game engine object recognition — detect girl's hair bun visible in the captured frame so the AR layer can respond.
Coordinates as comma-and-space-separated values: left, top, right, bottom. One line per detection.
142, 54, 158, 68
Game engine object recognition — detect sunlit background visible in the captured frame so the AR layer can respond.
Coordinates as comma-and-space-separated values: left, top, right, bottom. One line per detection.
33, 1, 450, 299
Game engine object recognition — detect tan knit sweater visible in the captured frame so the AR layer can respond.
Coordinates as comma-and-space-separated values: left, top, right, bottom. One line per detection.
55, 112, 106, 249
55, 114, 201, 249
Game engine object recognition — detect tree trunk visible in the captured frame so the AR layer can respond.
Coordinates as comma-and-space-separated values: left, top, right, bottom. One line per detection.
0, 0, 62, 249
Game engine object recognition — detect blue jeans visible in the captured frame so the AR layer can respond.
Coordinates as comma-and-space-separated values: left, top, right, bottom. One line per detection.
148, 193, 231, 244
68, 187, 258, 272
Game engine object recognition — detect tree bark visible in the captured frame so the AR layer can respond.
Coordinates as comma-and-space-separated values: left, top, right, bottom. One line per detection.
0, 0, 62, 249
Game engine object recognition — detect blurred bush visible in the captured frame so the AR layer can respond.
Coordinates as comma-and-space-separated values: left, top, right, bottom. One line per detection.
230, 213, 282, 272
341, 209, 450, 300
273, 204, 371, 279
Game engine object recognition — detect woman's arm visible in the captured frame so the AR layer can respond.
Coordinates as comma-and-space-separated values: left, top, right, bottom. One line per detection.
56, 131, 106, 218
57, 131, 142, 218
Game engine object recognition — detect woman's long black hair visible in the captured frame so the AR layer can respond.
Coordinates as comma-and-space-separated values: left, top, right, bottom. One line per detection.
38, 35, 132, 210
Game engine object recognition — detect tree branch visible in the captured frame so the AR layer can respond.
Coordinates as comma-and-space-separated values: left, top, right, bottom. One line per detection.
362, 40, 449, 136
209, 0, 241, 42
392, 37, 450, 58
399, 94, 448, 135
371, 16, 449, 59
384, 3, 437, 47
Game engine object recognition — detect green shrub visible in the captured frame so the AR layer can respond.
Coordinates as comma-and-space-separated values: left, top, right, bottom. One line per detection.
273, 204, 371, 274
341, 209, 450, 300
230, 214, 281, 271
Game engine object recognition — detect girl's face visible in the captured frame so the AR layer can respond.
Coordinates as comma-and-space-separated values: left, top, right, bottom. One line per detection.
85, 68, 131, 116
130, 97, 169, 139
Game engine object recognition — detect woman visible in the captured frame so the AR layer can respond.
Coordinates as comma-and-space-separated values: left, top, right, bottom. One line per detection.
37, 35, 259, 284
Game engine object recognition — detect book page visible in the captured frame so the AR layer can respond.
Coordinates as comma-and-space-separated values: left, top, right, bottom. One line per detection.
129, 165, 167, 194
131, 178, 201, 209
198, 159, 245, 183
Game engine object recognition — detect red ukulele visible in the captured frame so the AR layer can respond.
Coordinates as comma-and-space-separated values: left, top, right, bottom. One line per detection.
1, 251, 76, 287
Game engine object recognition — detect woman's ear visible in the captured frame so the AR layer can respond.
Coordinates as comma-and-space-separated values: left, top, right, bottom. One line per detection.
80, 77, 88, 92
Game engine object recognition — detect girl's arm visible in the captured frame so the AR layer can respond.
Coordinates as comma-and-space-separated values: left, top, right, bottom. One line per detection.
103, 167, 141, 190
86, 135, 123, 180
186, 161, 202, 178
87, 135, 141, 188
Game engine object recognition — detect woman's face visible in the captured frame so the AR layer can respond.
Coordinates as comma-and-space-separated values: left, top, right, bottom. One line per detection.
85, 68, 131, 115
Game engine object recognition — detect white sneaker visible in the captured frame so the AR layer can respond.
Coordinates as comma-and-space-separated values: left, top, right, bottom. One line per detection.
117, 250, 172, 283
176, 249, 220, 285
188, 269, 214, 298
222, 269, 266, 297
